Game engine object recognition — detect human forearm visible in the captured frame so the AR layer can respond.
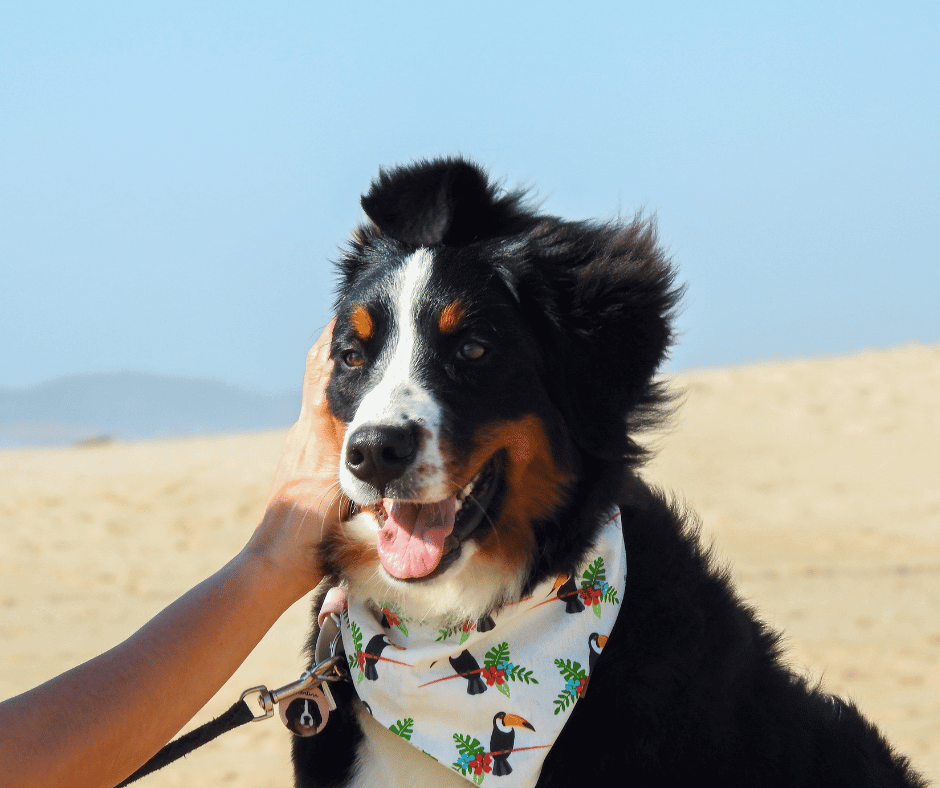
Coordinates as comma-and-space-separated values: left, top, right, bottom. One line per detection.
0, 550, 306, 788
0, 320, 339, 788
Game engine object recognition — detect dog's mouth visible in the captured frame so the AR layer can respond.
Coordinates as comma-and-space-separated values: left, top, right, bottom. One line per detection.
371, 452, 505, 582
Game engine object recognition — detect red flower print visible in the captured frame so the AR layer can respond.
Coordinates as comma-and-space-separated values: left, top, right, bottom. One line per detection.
580, 586, 602, 606
470, 753, 492, 775
576, 677, 589, 696
382, 607, 401, 627
482, 665, 507, 686
461, 620, 476, 633
356, 652, 366, 671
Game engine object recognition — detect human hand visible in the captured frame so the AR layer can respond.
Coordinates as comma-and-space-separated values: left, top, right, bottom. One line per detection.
242, 318, 344, 598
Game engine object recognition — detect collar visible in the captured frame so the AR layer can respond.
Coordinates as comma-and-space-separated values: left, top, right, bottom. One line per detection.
337, 508, 625, 786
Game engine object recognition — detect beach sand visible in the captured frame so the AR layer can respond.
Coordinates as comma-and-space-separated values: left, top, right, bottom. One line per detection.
2, 344, 938, 785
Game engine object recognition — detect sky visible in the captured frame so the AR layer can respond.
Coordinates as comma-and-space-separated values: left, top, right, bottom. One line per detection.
2, 0, 938, 395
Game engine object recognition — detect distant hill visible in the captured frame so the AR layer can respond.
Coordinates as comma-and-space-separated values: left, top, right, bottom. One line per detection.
0, 372, 300, 447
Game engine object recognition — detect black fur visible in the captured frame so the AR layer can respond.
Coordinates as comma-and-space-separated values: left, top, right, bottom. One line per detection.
294, 158, 925, 787
360, 158, 537, 247
539, 476, 926, 786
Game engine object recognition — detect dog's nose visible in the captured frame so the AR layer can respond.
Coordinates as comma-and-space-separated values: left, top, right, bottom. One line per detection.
345, 424, 417, 491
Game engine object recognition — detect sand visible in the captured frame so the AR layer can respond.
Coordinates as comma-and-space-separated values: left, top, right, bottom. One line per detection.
2, 344, 938, 785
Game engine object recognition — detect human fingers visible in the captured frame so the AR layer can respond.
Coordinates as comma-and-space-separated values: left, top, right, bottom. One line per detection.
300, 317, 337, 414
268, 317, 341, 502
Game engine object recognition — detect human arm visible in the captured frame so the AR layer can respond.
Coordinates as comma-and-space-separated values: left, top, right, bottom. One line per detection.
0, 320, 341, 788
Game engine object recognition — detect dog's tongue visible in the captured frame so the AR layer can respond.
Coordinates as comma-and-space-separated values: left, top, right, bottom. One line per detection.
377, 498, 457, 579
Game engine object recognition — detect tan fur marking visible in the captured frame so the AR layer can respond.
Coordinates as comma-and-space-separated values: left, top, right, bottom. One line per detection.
438, 300, 467, 334
322, 419, 379, 574
325, 530, 380, 572
452, 415, 574, 570
324, 509, 381, 572
351, 305, 374, 341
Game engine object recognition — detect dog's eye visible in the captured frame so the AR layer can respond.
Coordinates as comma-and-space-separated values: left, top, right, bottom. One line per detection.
342, 350, 366, 368
457, 342, 486, 361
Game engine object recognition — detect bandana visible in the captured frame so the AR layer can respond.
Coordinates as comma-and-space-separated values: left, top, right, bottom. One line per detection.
337, 509, 625, 786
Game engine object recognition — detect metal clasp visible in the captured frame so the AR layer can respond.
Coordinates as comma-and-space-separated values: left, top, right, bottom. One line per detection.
239, 654, 349, 722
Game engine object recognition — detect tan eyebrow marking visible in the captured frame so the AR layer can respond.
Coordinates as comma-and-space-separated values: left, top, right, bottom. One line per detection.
351, 305, 374, 341
438, 300, 467, 334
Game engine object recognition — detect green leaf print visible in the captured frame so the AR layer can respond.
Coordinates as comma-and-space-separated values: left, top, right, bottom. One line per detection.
436, 625, 459, 642
348, 617, 363, 654
554, 659, 586, 682
389, 718, 414, 740
346, 616, 365, 684
581, 556, 607, 589
553, 658, 588, 715
453, 734, 484, 757
436, 621, 474, 644
452, 734, 489, 784
484, 642, 510, 666
510, 666, 538, 685
553, 692, 574, 714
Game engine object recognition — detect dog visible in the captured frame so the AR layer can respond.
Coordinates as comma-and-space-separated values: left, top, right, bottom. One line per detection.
292, 158, 926, 787
284, 696, 323, 738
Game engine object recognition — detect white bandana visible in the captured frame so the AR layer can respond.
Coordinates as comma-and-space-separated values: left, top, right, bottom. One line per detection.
337, 509, 625, 787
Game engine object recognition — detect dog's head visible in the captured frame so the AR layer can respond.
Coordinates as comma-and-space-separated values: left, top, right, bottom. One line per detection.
322, 158, 679, 622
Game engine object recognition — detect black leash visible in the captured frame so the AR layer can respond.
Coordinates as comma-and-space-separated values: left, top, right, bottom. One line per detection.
114, 653, 349, 787
115, 698, 256, 787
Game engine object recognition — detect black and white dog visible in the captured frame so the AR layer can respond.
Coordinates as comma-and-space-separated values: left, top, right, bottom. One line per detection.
291, 158, 925, 787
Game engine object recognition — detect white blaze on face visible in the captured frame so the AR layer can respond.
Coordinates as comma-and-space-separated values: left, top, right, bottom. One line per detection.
339, 248, 450, 504
300, 701, 315, 727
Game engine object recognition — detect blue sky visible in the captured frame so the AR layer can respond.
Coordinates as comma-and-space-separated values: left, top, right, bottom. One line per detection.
2, 1, 937, 394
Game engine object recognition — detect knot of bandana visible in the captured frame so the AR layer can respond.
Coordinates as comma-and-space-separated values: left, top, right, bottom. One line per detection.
337, 509, 626, 786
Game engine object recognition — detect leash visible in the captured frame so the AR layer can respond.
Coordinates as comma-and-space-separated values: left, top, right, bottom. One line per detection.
115, 622, 349, 787
114, 696, 256, 787
116, 512, 623, 788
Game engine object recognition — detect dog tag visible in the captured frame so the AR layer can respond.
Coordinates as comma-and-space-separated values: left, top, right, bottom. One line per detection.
279, 684, 332, 737
319, 680, 337, 711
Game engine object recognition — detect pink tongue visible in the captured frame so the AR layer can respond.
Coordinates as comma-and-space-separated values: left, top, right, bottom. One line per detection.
377, 498, 457, 579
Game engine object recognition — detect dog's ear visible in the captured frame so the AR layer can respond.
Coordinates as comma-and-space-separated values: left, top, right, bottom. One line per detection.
508, 218, 682, 462
360, 157, 531, 247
